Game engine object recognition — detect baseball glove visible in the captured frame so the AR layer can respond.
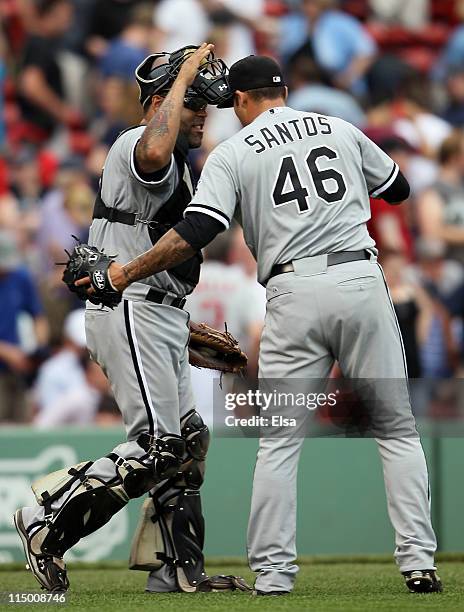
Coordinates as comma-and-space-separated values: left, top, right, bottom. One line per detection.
61, 243, 122, 309
188, 321, 248, 374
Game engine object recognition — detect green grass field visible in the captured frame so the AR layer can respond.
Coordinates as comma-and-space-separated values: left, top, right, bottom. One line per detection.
1, 559, 463, 611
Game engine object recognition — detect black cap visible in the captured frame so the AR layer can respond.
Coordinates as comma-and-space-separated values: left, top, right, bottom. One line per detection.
217, 55, 285, 108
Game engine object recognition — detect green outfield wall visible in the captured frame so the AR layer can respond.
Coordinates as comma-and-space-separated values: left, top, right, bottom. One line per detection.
0, 427, 461, 563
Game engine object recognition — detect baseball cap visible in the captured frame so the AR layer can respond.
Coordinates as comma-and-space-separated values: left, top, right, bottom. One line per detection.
217, 55, 285, 108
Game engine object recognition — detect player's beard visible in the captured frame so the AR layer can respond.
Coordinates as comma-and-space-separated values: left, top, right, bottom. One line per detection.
180, 110, 205, 149
186, 122, 205, 149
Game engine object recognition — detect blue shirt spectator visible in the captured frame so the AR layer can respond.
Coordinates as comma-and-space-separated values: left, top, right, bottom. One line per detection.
280, 4, 376, 95
99, 38, 147, 80
0, 267, 43, 349
97, 4, 152, 81
434, 26, 464, 81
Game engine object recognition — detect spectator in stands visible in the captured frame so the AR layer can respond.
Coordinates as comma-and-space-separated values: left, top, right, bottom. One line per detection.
154, 0, 262, 62
93, 77, 141, 147
0, 231, 48, 423
393, 77, 451, 158
441, 67, 464, 128
279, 0, 377, 95
416, 130, 464, 266
35, 353, 116, 427
409, 239, 461, 378
37, 160, 94, 339
381, 250, 434, 378
153, 0, 209, 52
411, 238, 464, 307
9, 148, 44, 212
18, 0, 84, 141
94, 391, 121, 426
98, 4, 152, 80
86, 0, 151, 58
0, 32, 6, 151
416, 240, 464, 378
228, 224, 259, 279
186, 231, 265, 424
287, 55, 366, 127
369, 0, 429, 30
434, 1, 464, 81
33, 308, 87, 419
186, 231, 265, 375
367, 135, 414, 258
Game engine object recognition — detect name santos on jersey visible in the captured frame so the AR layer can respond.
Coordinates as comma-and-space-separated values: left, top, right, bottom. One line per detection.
244, 115, 332, 154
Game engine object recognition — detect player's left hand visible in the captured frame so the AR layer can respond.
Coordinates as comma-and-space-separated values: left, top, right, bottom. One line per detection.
75, 262, 129, 293
61, 243, 125, 309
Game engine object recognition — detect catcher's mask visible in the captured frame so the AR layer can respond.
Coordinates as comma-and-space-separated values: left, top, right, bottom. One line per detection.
135, 46, 230, 109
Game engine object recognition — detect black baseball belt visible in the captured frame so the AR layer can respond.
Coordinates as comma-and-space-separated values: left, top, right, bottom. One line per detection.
144, 287, 186, 309
268, 250, 371, 281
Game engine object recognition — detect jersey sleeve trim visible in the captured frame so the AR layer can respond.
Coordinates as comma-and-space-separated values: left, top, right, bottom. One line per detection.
184, 204, 230, 229
369, 162, 399, 198
130, 140, 175, 186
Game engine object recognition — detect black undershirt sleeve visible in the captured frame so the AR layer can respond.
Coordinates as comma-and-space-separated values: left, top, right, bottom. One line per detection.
173, 212, 225, 251
379, 169, 410, 204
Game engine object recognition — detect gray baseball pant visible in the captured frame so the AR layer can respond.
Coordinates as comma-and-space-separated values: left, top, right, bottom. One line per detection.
248, 255, 437, 592
22, 299, 195, 592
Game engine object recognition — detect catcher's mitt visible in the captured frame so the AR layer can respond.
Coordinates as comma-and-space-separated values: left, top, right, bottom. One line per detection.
61, 243, 122, 309
196, 574, 252, 592
188, 321, 248, 374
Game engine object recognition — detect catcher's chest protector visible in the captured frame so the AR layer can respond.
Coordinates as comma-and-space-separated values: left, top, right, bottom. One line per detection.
147, 138, 203, 287
92, 131, 202, 288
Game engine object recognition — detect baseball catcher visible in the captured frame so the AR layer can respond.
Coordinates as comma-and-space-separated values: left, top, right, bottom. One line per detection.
14, 43, 250, 595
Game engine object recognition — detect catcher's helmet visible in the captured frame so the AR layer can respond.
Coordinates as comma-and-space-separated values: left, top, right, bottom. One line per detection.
135, 46, 230, 109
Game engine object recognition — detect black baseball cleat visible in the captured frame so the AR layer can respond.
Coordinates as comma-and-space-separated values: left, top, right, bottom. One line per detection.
14, 509, 69, 592
403, 570, 443, 593
253, 589, 289, 596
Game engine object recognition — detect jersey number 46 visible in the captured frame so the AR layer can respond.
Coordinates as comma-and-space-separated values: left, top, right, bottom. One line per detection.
272, 146, 347, 213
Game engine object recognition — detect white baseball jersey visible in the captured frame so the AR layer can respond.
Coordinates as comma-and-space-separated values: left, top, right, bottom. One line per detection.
185, 106, 399, 284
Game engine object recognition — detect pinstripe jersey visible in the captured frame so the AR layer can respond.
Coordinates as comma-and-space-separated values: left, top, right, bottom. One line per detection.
185, 106, 399, 285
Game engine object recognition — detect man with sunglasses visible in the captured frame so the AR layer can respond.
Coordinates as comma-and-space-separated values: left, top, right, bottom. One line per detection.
13, 44, 250, 595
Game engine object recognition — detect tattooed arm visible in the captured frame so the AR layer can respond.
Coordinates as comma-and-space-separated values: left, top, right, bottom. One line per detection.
136, 43, 214, 174
75, 214, 224, 294
135, 80, 186, 174
107, 229, 195, 291
74, 230, 194, 294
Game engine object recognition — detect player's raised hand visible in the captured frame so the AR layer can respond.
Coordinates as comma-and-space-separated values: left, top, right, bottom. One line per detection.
177, 43, 214, 88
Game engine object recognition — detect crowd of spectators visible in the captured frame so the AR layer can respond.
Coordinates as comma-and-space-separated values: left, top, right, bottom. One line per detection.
2, 0, 464, 424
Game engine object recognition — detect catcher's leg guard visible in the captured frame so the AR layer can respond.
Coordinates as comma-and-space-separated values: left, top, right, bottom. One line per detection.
18, 433, 185, 591
130, 410, 209, 591
28, 460, 128, 559
107, 432, 186, 499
